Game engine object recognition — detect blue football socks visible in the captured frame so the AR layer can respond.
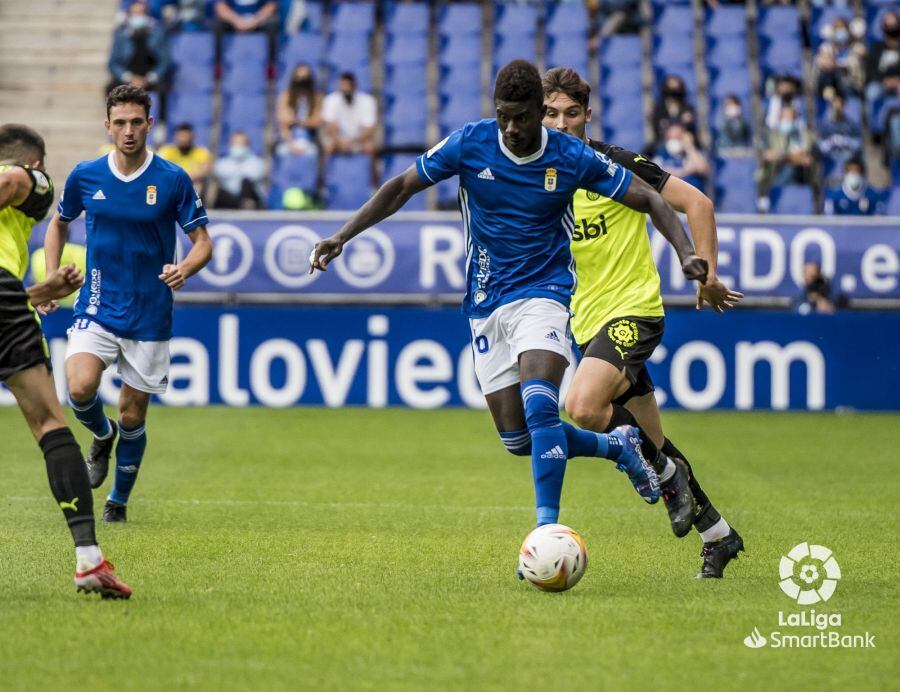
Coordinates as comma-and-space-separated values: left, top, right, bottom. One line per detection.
68, 393, 112, 439
108, 421, 147, 506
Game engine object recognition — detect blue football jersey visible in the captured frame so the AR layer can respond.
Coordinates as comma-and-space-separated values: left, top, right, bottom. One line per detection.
416, 119, 632, 317
58, 152, 207, 340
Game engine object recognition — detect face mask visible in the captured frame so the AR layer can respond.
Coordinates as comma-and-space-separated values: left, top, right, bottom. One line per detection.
834, 30, 849, 44
229, 145, 250, 159
128, 15, 150, 31
665, 138, 683, 157
292, 76, 313, 90
177, 144, 192, 155
778, 120, 795, 135
885, 25, 900, 39
724, 104, 742, 119
342, 92, 354, 104
844, 172, 863, 191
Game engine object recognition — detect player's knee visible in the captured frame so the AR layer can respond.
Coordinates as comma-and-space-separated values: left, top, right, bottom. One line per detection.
565, 395, 611, 432
118, 409, 146, 430
66, 377, 98, 403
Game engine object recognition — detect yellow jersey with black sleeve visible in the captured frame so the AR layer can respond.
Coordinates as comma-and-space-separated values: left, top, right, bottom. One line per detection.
569, 140, 670, 346
0, 164, 54, 280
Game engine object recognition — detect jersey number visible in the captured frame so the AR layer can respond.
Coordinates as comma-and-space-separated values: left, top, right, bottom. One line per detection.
572, 215, 607, 242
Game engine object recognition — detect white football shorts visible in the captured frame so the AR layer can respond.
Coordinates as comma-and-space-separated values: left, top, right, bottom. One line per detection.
468, 297, 573, 395
66, 318, 170, 394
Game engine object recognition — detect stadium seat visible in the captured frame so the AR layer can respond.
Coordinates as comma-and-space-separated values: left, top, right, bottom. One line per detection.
770, 185, 814, 215
382, 155, 426, 211
757, 6, 800, 39
654, 35, 694, 66
546, 3, 589, 38
438, 64, 482, 94
494, 4, 537, 36
602, 36, 642, 68
385, 2, 429, 34
280, 34, 325, 72
167, 91, 213, 129
171, 32, 214, 67
330, 2, 374, 35
601, 66, 642, 94
385, 34, 429, 67
759, 38, 803, 76
223, 34, 268, 67
220, 94, 267, 154
887, 188, 900, 216
439, 35, 483, 66
439, 3, 482, 37
326, 154, 372, 210
272, 151, 317, 195
602, 126, 644, 155
655, 4, 694, 30
384, 65, 428, 97
439, 95, 483, 133
171, 60, 215, 94
704, 6, 746, 37
706, 36, 748, 66
546, 41, 589, 76
714, 157, 757, 213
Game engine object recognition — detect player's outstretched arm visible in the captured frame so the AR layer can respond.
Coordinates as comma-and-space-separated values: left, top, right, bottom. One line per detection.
35, 212, 72, 315
618, 175, 708, 284
159, 226, 212, 291
660, 176, 744, 313
310, 165, 429, 273
26, 264, 84, 306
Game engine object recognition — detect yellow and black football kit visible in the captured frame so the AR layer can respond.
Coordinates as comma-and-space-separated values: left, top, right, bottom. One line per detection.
0, 164, 55, 380
570, 141, 670, 401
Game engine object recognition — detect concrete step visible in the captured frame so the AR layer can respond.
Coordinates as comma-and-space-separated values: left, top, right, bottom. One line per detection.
0, 1, 117, 21
0, 30, 111, 52
0, 63, 108, 90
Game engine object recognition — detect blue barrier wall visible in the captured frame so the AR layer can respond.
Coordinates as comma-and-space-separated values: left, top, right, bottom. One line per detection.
30, 213, 900, 301
14, 307, 898, 411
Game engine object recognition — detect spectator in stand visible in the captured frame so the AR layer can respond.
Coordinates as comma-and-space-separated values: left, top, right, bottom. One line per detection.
865, 10, 900, 106
764, 75, 803, 130
108, 2, 170, 99
653, 123, 710, 192
651, 75, 696, 146
796, 262, 837, 315
156, 0, 208, 32
759, 103, 812, 196
276, 63, 323, 156
817, 93, 862, 184
158, 123, 213, 193
322, 72, 377, 157
717, 95, 752, 152
824, 159, 885, 216
213, 132, 265, 209
213, 0, 279, 65
814, 16, 866, 98
594, 0, 641, 38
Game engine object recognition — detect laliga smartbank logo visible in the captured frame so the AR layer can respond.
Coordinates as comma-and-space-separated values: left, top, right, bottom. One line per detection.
742, 542, 876, 650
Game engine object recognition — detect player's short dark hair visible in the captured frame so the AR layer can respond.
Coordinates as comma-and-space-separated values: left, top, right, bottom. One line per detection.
0, 123, 46, 165
106, 84, 151, 118
339, 72, 356, 85
494, 60, 543, 107
542, 67, 591, 110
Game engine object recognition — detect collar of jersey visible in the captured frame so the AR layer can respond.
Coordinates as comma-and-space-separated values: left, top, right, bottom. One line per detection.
107, 150, 154, 183
496, 127, 547, 165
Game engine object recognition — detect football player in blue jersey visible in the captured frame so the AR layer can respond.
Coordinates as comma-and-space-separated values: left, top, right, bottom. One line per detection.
39, 86, 213, 523
311, 61, 710, 532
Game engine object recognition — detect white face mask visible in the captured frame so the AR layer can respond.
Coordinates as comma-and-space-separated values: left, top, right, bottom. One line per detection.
724, 104, 742, 119
844, 172, 863, 191
229, 144, 250, 159
128, 15, 151, 31
665, 138, 684, 157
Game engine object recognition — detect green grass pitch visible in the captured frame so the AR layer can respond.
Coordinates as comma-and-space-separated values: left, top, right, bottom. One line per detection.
0, 407, 897, 690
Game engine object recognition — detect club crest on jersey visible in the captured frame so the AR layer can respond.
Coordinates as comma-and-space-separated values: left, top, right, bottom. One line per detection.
544, 168, 557, 192
146, 185, 157, 205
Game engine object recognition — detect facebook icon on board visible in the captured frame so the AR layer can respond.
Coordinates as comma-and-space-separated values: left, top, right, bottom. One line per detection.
13, 308, 898, 412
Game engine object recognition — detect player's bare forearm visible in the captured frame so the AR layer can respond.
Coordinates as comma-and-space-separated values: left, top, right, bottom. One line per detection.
311, 167, 428, 273
0, 167, 32, 210
662, 176, 718, 275
43, 213, 70, 274
180, 227, 213, 278
26, 264, 84, 306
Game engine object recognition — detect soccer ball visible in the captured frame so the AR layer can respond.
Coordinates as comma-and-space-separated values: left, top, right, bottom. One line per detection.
517, 524, 588, 592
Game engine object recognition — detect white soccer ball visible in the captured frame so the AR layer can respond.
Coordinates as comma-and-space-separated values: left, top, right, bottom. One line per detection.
518, 523, 588, 592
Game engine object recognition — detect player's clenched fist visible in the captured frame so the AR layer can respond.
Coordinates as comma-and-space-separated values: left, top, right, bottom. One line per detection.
159, 263, 186, 290
680, 254, 708, 284
309, 237, 344, 273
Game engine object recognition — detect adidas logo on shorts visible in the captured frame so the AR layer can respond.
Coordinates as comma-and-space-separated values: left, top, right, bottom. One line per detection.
544, 330, 560, 342
541, 445, 566, 460
477, 168, 495, 181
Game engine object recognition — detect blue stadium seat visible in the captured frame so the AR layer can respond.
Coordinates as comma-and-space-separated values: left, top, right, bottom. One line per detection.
714, 157, 757, 213
759, 38, 803, 76
546, 3, 589, 38
222, 63, 268, 95
601, 36, 642, 68
546, 41, 589, 76
655, 4, 694, 31
494, 35, 537, 71
220, 94, 266, 154
655, 65, 696, 98
708, 66, 751, 100
326, 154, 372, 210
439, 3, 482, 37
603, 98, 643, 126
603, 125, 644, 154
654, 36, 694, 66
494, 3, 537, 36
171, 32, 214, 67
887, 188, 900, 216
383, 155, 426, 211
328, 34, 370, 64
439, 35, 483, 65
167, 91, 213, 128
384, 65, 428, 97
439, 95, 482, 133
704, 6, 746, 36
223, 34, 268, 67
171, 60, 214, 94
706, 36, 748, 66
385, 2, 429, 34
280, 34, 324, 71
385, 34, 428, 67
601, 66, 642, 93
330, 2, 374, 35
438, 64, 482, 94
757, 6, 800, 39
271, 151, 317, 197
770, 185, 814, 215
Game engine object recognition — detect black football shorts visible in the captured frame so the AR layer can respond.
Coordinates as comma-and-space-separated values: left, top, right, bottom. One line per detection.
0, 268, 50, 381
579, 316, 664, 405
